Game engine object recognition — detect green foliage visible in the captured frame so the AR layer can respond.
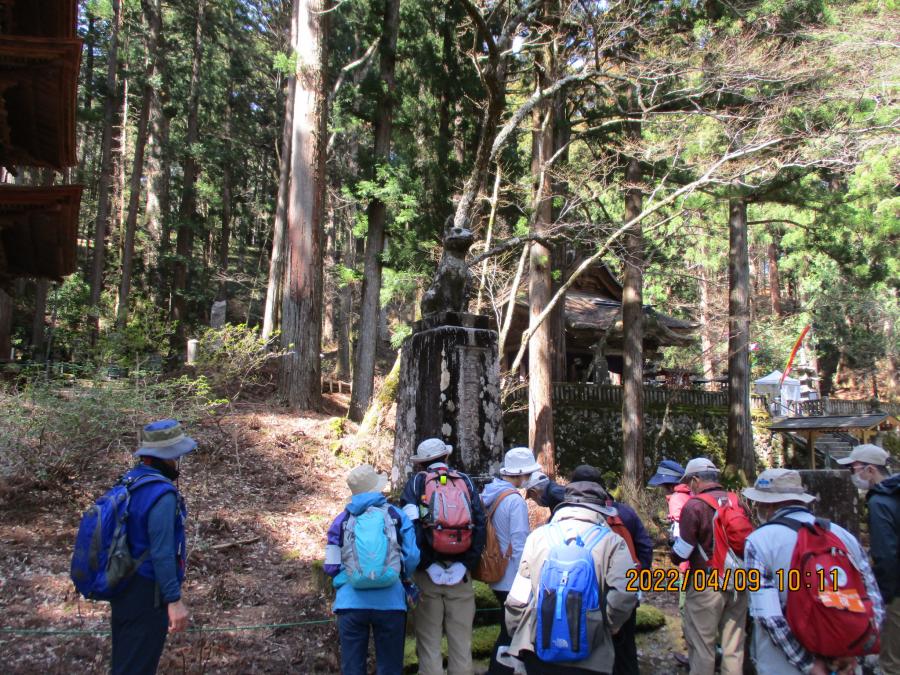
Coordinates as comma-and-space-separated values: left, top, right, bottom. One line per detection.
192, 324, 283, 401
0, 375, 218, 486
390, 323, 413, 350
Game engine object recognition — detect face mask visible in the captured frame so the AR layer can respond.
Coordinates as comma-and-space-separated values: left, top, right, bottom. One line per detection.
754, 505, 771, 523
851, 472, 870, 490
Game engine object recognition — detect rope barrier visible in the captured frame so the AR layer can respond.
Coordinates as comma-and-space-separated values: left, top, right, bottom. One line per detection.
0, 607, 502, 637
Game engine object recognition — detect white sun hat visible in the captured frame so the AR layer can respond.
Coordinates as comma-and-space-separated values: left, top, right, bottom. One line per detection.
410, 438, 452, 464
742, 468, 815, 504
835, 444, 889, 467
499, 447, 542, 476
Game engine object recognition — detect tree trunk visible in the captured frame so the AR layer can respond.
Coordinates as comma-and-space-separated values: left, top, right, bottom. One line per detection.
31, 279, 49, 359
117, 0, 162, 329
88, 0, 123, 341
528, 72, 556, 477
0, 289, 11, 361
277, 0, 329, 410
348, 0, 400, 422
262, 68, 296, 340
171, 0, 206, 345
698, 235, 717, 388
768, 234, 783, 316
218, 82, 234, 301
112, 73, 129, 254
621, 145, 644, 502
885, 287, 898, 399
727, 198, 754, 478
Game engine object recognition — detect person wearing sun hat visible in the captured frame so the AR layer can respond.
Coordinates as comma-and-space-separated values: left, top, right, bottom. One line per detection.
742, 468, 883, 675
400, 438, 487, 675
323, 464, 420, 675
480, 447, 540, 674
836, 443, 899, 673
110, 419, 196, 675
671, 457, 749, 675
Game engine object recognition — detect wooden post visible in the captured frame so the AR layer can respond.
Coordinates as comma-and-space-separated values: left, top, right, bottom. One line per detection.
808, 430, 818, 469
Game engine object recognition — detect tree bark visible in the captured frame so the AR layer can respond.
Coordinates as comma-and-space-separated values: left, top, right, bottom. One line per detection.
218, 81, 234, 301
277, 0, 329, 410
171, 0, 206, 345
116, 0, 163, 329
348, 0, 401, 422
0, 288, 11, 361
262, 59, 296, 341
88, 0, 123, 341
767, 234, 783, 316
621, 143, 644, 502
727, 198, 754, 477
698, 236, 717, 389
31, 279, 49, 359
528, 68, 556, 477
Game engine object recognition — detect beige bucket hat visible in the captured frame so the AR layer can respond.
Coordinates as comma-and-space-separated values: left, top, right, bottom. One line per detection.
410, 438, 452, 464
347, 464, 388, 495
742, 468, 815, 504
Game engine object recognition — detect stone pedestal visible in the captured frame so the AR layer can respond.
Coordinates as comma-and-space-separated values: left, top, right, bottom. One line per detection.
392, 312, 504, 487
798, 469, 862, 537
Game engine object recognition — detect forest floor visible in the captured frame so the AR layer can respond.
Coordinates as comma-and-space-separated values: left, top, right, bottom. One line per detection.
0, 392, 687, 674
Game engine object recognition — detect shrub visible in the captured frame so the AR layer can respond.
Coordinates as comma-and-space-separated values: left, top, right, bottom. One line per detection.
636, 604, 667, 632
192, 323, 284, 401
0, 375, 220, 489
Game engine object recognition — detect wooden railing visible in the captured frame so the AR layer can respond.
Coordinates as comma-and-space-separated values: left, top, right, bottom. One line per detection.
784, 398, 900, 418
506, 382, 728, 409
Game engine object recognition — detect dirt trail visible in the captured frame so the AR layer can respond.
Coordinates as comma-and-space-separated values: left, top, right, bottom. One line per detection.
0, 396, 394, 673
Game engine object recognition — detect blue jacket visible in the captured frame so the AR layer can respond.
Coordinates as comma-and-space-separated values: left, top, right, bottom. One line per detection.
122, 465, 187, 603
480, 478, 530, 591
323, 493, 420, 612
543, 479, 654, 570
867, 473, 900, 603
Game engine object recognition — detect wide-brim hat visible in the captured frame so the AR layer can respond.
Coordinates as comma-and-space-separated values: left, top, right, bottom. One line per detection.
347, 464, 388, 495
410, 438, 452, 464
135, 419, 197, 460
499, 447, 542, 476
742, 468, 815, 504
648, 459, 685, 486
556, 481, 616, 517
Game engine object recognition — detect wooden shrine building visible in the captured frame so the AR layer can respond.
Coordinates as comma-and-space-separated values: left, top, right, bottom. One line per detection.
503, 260, 698, 381
0, 0, 81, 287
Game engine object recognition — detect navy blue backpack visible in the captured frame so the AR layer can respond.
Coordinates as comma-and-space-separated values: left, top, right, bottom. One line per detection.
536, 523, 609, 663
70, 473, 172, 600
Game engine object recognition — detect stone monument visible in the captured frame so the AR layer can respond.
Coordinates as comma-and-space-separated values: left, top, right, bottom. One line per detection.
392, 221, 504, 487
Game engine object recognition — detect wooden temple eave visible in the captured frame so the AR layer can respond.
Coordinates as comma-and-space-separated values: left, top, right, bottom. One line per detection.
0, 35, 81, 171
0, 185, 82, 285
0, 0, 77, 39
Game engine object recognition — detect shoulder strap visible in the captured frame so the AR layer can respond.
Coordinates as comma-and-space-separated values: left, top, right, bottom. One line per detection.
124, 473, 174, 492
582, 524, 609, 551
692, 492, 724, 511
485, 489, 518, 520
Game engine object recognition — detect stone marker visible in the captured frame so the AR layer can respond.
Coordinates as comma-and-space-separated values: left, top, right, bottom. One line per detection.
210, 299, 227, 328
798, 468, 862, 538
186, 338, 198, 365
392, 222, 503, 487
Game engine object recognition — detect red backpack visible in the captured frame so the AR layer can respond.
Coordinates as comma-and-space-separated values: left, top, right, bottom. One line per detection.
420, 468, 474, 555
692, 492, 753, 578
769, 517, 880, 658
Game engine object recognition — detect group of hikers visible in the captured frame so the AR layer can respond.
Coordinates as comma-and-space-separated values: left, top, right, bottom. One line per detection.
69, 419, 899, 675
322, 440, 899, 675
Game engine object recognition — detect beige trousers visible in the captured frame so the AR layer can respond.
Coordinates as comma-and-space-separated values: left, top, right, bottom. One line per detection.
882, 596, 900, 675
413, 569, 475, 675
682, 585, 747, 675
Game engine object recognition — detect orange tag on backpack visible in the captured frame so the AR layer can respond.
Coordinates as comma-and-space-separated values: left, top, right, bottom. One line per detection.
819, 590, 866, 613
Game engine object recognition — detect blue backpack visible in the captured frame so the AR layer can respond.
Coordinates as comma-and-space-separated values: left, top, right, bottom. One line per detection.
70, 473, 173, 600
340, 504, 403, 589
536, 523, 609, 663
